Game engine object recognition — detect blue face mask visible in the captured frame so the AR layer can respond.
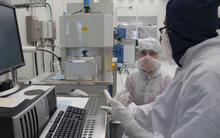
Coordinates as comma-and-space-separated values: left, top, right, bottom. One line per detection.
166, 0, 220, 67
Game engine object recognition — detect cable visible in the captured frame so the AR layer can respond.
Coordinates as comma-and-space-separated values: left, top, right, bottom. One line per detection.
33, 43, 39, 76
42, 51, 45, 72
72, 9, 83, 15
46, 3, 52, 20
36, 48, 60, 59
51, 41, 55, 72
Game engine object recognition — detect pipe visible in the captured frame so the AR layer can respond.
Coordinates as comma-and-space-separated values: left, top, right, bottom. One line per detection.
22, 46, 62, 72
22, 47, 60, 59
46, 3, 53, 21
37, 48, 60, 59
22, 47, 36, 52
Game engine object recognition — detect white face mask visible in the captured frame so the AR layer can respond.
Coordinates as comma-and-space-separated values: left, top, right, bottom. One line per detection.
161, 33, 175, 64
136, 55, 160, 73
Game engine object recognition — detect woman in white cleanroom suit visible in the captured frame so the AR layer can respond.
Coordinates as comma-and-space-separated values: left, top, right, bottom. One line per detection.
114, 38, 172, 106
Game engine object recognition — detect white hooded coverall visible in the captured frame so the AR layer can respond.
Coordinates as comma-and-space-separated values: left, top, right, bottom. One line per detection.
115, 69, 172, 106
124, 36, 220, 138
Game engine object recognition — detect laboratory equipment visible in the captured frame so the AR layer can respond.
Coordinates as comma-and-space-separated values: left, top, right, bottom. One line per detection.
138, 25, 158, 39
113, 45, 124, 63
64, 57, 99, 80
114, 25, 136, 67
40, 20, 56, 40
67, 2, 113, 15
10, 0, 47, 9
0, 85, 56, 138
114, 27, 126, 40
84, 0, 90, 13
60, 13, 113, 81
113, 27, 126, 64
26, 16, 41, 43
25, 2, 114, 138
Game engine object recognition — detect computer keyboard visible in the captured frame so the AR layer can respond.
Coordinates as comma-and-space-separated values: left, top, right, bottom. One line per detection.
42, 106, 86, 138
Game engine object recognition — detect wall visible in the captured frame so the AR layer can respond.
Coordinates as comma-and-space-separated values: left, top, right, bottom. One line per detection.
114, 0, 158, 17
114, 0, 168, 27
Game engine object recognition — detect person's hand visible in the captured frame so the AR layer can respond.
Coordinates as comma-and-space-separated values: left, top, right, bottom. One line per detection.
100, 90, 135, 128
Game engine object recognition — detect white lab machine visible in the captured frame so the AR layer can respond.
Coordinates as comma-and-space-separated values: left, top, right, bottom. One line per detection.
60, 14, 113, 81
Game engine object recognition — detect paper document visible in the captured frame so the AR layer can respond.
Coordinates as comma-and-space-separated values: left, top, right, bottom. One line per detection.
57, 97, 89, 109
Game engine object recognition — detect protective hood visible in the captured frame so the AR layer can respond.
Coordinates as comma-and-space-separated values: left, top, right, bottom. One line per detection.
166, 0, 220, 66
138, 38, 161, 54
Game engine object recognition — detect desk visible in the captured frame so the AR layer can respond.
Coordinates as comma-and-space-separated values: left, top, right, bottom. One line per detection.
24, 72, 112, 138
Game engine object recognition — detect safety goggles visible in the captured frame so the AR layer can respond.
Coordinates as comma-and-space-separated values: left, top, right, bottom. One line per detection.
159, 26, 167, 34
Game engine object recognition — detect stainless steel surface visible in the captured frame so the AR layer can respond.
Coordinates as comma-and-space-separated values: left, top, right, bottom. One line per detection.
61, 47, 113, 79
27, 72, 113, 86
85, 95, 105, 115
112, 66, 117, 97
82, 95, 107, 138
59, 14, 113, 81
64, 57, 98, 81
60, 14, 113, 48
12, 70, 18, 86
40, 95, 107, 138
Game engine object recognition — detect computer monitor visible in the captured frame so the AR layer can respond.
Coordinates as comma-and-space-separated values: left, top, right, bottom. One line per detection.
218, 18, 220, 29
0, 3, 25, 76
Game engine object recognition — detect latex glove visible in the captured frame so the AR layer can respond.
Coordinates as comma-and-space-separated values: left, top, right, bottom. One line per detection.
69, 89, 88, 97
113, 89, 132, 106
101, 90, 163, 138
101, 90, 136, 128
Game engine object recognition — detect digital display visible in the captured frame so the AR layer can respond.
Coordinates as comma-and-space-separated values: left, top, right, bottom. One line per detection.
0, 4, 25, 75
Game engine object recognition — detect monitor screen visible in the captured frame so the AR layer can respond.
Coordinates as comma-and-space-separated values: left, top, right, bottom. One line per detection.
218, 18, 220, 29
0, 4, 25, 75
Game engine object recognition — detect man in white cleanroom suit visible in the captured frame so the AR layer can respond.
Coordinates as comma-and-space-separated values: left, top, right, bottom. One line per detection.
101, 0, 220, 138
114, 38, 172, 106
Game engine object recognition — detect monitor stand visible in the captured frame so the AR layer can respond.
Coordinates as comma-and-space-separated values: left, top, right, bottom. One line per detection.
0, 70, 20, 97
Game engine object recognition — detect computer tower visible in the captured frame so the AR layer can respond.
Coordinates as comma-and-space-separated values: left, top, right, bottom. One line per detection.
0, 85, 57, 138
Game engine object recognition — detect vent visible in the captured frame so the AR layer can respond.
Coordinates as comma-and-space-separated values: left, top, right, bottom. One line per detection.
19, 118, 25, 138
19, 107, 39, 138
24, 114, 30, 138
82, 119, 96, 138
